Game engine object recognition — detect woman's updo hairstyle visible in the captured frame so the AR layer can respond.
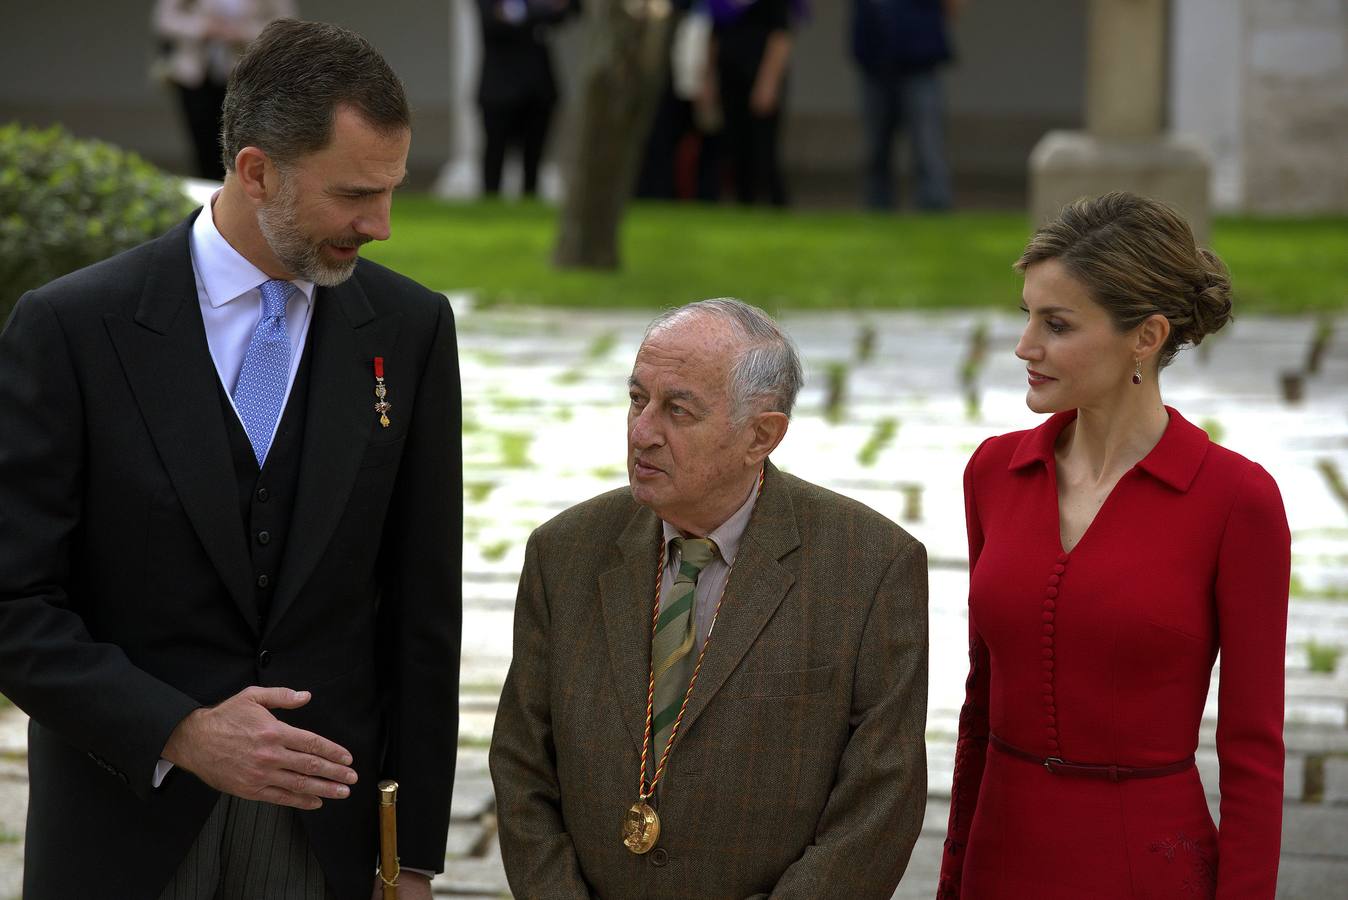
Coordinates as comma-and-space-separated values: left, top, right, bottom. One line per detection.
1015, 191, 1233, 367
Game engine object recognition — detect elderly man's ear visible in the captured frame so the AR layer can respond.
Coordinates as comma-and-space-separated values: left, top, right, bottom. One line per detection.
745, 412, 790, 466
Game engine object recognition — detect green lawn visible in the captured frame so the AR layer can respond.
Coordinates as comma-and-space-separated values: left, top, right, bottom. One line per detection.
364, 196, 1348, 313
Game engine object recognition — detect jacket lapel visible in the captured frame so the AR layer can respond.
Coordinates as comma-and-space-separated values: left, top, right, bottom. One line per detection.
104, 215, 256, 627
677, 462, 800, 742
598, 506, 663, 754
265, 272, 401, 634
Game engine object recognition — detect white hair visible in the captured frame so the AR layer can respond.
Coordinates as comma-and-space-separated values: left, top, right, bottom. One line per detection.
644, 298, 803, 424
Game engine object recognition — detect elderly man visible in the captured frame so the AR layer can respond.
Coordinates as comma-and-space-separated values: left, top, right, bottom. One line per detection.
490, 299, 928, 898
0, 20, 458, 900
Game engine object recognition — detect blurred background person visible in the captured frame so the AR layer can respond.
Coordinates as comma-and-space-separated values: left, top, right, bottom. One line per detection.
152, 0, 295, 181
635, 0, 706, 202
476, 0, 579, 198
707, 0, 803, 207
850, 0, 958, 211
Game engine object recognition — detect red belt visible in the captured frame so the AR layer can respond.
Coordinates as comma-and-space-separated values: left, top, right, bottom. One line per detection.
989, 734, 1194, 782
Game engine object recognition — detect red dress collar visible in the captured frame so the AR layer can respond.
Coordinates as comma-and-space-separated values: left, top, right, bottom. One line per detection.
1007, 406, 1211, 492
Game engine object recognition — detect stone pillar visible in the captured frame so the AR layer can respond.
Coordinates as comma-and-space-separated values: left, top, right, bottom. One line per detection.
433, 0, 483, 200
1086, 0, 1165, 137
1029, 0, 1212, 242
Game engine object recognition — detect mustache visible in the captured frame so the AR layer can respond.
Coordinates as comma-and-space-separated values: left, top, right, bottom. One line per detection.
324, 236, 372, 249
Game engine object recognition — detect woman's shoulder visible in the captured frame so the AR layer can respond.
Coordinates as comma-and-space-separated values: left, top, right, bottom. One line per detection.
965, 413, 1071, 480
1199, 441, 1286, 517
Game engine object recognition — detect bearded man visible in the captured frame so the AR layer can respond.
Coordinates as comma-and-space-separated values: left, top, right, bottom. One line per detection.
490, 299, 929, 898
0, 20, 460, 900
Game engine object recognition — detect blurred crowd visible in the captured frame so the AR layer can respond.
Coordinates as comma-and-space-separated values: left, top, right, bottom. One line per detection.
640, 0, 962, 211
153, 0, 964, 212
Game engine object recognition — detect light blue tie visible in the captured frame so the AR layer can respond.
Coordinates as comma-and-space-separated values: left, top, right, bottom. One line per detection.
232, 279, 293, 466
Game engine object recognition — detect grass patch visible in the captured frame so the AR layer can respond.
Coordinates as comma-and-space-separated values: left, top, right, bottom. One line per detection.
585, 331, 619, 360
1200, 418, 1225, 445
498, 432, 532, 468
367, 197, 1348, 312
480, 540, 511, 563
458, 735, 493, 750
0, 828, 20, 845
465, 481, 497, 504
1306, 640, 1342, 674
858, 417, 899, 467
0, 693, 10, 709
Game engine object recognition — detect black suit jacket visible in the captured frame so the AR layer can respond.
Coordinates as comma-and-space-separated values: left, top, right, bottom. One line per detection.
0, 213, 462, 899
475, 0, 577, 107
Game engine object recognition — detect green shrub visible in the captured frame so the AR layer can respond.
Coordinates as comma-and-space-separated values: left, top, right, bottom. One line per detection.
0, 123, 196, 324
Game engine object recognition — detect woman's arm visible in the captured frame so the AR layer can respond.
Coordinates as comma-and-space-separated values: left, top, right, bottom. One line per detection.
937, 439, 994, 899
1212, 462, 1290, 899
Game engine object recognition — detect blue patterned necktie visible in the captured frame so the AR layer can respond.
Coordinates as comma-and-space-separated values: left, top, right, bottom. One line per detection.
232, 279, 293, 466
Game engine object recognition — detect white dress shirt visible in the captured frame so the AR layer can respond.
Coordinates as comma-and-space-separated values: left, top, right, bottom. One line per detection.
192, 192, 315, 442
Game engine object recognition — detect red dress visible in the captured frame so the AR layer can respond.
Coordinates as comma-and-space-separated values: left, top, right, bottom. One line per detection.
937, 408, 1290, 899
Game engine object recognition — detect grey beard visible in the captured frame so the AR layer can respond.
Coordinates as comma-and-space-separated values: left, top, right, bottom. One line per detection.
257, 184, 360, 287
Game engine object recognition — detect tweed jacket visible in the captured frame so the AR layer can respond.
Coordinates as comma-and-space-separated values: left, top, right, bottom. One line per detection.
490, 462, 928, 899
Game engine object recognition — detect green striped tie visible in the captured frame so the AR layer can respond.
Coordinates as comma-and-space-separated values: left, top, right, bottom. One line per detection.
649, 536, 718, 780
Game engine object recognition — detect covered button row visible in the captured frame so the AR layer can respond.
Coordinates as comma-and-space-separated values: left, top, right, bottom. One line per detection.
1041, 552, 1070, 751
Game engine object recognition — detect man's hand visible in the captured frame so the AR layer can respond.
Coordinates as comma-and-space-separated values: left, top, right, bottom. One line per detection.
162, 686, 357, 810
371, 870, 432, 899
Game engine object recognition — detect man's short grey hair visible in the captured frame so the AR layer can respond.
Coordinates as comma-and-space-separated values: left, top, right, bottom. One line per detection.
644, 298, 804, 423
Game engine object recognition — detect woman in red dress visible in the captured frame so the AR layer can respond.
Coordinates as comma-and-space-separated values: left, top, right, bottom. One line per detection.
938, 192, 1290, 899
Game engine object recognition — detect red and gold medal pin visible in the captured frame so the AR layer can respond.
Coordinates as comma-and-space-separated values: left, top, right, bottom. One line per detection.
372, 357, 392, 428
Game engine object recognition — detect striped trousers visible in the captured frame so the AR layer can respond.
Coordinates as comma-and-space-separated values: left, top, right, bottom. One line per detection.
157, 795, 337, 900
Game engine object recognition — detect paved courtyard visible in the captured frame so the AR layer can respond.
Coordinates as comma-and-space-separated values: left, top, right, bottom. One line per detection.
1, 303, 1345, 898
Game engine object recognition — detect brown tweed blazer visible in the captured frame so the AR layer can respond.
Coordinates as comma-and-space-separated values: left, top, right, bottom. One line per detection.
489, 461, 928, 899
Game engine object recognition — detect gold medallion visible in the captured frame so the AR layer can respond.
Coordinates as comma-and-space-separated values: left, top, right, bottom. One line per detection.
622, 799, 660, 854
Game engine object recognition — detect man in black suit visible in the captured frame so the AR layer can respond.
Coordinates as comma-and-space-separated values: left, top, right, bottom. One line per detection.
0, 20, 460, 900
475, 0, 578, 196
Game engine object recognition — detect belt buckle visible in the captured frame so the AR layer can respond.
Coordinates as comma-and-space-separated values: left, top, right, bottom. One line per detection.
1044, 756, 1064, 774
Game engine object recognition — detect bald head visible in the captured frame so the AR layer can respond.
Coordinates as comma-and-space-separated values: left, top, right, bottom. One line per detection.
643, 298, 803, 425
626, 299, 797, 535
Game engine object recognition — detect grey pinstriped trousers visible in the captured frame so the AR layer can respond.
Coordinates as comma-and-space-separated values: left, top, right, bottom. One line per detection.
157, 795, 337, 900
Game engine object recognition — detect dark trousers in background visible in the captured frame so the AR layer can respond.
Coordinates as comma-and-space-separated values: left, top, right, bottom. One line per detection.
480, 97, 554, 197
717, 66, 788, 207
860, 68, 952, 211
175, 80, 228, 182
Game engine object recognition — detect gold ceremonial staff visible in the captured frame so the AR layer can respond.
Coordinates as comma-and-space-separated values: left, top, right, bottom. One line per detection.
378, 780, 400, 899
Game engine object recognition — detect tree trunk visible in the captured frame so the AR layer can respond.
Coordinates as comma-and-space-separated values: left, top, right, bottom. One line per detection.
553, 0, 673, 270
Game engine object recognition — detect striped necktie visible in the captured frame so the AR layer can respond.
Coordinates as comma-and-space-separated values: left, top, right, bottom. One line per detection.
649, 536, 718, 779
232, 279, 293, 466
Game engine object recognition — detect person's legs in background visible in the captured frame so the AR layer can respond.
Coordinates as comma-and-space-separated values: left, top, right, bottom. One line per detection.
860, 74, 900, 210
903, 68, 953, 211
749, 104, 787, 207
480, 102, 513, 196
718, 63, 756, 205
177, 79, 228, 181
519, 95, 554, 197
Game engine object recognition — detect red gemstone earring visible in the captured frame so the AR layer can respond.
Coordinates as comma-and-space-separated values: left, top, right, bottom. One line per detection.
1131, 358, 1142, 385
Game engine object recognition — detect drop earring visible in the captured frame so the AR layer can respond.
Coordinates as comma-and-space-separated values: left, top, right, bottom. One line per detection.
1131, 358, 1142, 385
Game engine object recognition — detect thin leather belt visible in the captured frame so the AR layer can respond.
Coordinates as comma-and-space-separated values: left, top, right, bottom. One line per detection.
989, 734, 1194, 782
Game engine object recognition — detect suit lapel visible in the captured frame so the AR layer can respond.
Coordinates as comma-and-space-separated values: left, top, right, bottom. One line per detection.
677, 462, 800, 742
598, 506, 663, 755
104, 215, 256, 627
265, 273, 401, 634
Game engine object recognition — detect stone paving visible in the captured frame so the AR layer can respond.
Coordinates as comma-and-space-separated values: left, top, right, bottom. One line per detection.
0, 303, 1345, 899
